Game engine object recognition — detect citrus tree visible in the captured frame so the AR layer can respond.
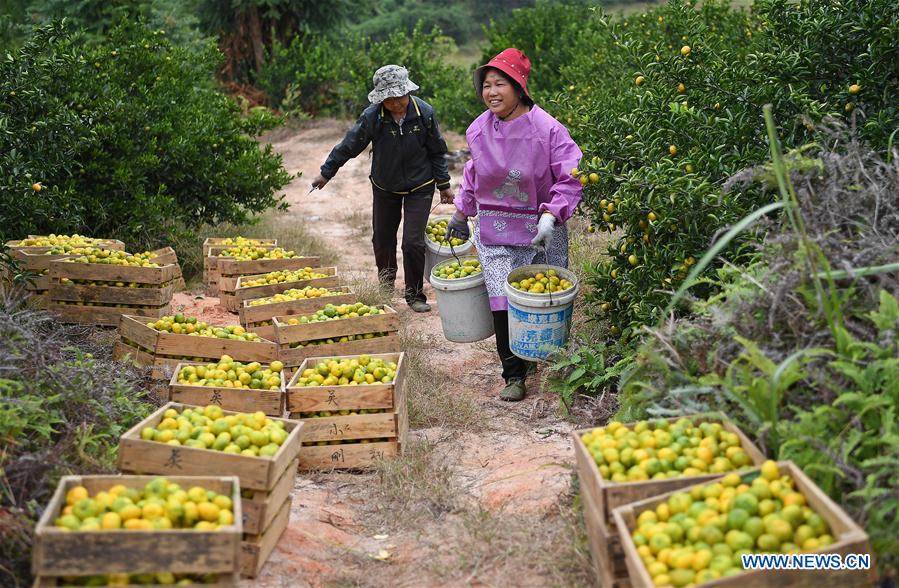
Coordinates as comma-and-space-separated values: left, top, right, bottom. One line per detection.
552, 0, 899, 336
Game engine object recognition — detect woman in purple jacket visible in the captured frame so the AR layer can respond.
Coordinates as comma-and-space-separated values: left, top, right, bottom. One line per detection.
445, 48, 583, 402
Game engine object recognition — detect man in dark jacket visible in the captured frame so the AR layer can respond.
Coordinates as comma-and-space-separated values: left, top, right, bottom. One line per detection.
312, 65, 452, 313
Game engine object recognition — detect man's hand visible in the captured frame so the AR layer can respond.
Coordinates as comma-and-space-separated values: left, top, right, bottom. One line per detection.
311, 174, 330, 190
531, 212, 556, 249
439, 188, 454, 204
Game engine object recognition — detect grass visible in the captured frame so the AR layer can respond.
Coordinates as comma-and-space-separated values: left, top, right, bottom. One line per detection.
172, 212, 338, 287
340, 270, 394, 307
400, 326, 486, 432
346, 210, 371, 240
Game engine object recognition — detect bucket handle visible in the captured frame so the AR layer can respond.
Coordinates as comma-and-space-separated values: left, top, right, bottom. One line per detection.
534, 244, 554, 306
449, 238, 463, 266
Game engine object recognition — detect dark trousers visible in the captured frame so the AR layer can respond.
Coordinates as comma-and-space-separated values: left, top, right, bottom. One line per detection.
372, 185, 433, 305
493, 310, 528, 383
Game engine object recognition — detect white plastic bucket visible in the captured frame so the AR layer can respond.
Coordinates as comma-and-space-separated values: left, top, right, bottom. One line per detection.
430, 256, 494, 343
424, 216, 474, 283
504, 264, 579, 361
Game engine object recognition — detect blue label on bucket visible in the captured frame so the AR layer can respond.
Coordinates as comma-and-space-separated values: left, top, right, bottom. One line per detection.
508, 304, 574, 359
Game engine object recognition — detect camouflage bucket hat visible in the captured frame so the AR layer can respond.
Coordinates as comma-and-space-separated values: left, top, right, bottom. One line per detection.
368, 65, 419, 104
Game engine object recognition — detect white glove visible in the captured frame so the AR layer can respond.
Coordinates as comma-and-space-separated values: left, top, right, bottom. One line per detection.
531, 212, 556, 249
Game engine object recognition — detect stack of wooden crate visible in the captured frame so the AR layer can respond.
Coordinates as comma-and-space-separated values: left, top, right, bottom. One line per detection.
117, 402, 303, 578
225, 265, 340, 312
48, 256, 180, 326
570, 414, 766, 587
114, 314, 277, 379
203, 238, 277, 296
273, 304, 401, 373
32, 474, 242, 586
286, 352, 407, 470
239, 286, 357, 341
216, 254, 321, 310
5, 237, 125, 307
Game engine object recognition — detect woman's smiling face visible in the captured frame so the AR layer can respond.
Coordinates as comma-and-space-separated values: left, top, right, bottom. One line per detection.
481, 69, 518, 116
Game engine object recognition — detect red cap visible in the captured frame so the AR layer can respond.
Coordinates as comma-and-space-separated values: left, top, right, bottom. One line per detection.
474, 48, 531, 100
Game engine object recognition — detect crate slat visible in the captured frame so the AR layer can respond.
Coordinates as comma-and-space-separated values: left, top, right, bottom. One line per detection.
298, 440, 400, 470
50, 303, 170, 326
240, 496, 291, 578
50, 282, 175, 305
242, 458, 297, 535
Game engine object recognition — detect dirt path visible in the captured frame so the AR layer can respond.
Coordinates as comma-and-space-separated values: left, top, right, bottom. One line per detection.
175, 120, 590, 587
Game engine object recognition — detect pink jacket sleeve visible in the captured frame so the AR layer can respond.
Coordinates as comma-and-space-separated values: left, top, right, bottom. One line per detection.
453, 158, 478, 218
539, 124, 583, 224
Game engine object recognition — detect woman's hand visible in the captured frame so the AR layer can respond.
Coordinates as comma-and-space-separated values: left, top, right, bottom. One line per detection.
439, 188, 454, 204
531, 212, 556, 249
446, 213, 470, 241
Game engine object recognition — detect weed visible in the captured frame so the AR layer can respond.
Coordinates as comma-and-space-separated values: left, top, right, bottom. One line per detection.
400, 327, 485, 432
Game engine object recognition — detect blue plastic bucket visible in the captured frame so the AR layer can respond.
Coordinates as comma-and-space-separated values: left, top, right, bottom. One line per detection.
504, 264, 579, 361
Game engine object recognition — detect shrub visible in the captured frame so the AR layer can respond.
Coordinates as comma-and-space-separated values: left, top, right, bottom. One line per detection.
259, 23, 481, 132
612, 133, 899, 570
0, 288, 159, 586
0, 20, 292, 250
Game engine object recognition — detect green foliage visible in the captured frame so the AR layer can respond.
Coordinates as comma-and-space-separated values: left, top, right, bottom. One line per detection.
0, 20, 292, 250
547, 336, 633, 412
492, 0, 899, 332
0, 292, 158, 586
260, 23, 482, 132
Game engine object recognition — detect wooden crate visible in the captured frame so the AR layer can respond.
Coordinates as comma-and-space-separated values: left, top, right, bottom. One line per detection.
287, 352, 407, 470
612, 461, 877, 588
32, 474, 241, 577
572, 414, 766, 586
216, 256, 322, 301
48, 258, 179, 325
221, 267, 340, 312
240, 495, 291, 578
241, 458, 297, 535
118, 402, 303, 492
115, 314, 277, 379
204, 244, 279, 296
239, 286, 357, 341
7, 237, 125, 257
273, 304, 401, 368
167, 362, 285, 416
33, 573, 239, 587
203, 238, 278, 257
572, 414, 766, 526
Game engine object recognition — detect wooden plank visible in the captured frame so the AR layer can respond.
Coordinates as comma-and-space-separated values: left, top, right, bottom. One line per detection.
14, 251, 76, 272
286, 352, 404, 413
298, 440, 399, 470
168, 363, 285, 416
117, 314, 162, 351
573, 413, 767, 526
34, 573, 240, 587
50, 282, 174, 306
241, 458, 297, 535
50, 259, 180, 285
278, 334, 401, 369
239, 288, 357, 327
50, 302, 170, 326
297, 412, 397, 443
612, 461, 876, 588
240, 495, 291, 578
32, 474, 241, 576
273, 304, 400, 344
219, 256, 321, 277
113, 340, 178, 380
117, 403, 303, 491
583, 487, 629, 586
